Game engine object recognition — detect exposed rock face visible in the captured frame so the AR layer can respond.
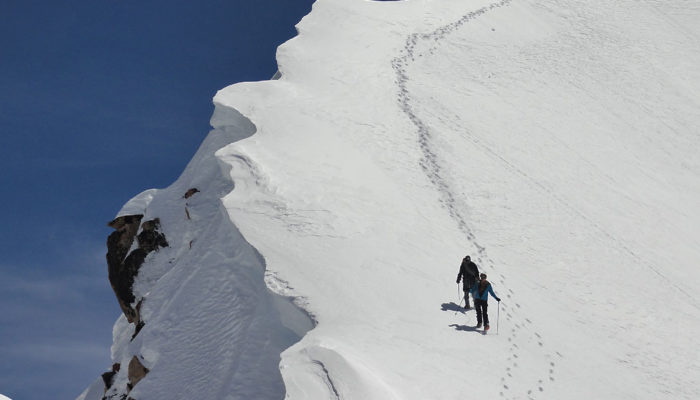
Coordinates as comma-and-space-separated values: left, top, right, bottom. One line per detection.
101, 363, 120, 394
100, 357, 148, 400
127, 356, 149, 391
100, 215, 168, 399
106, 215, 143, 322
183, 188, 200, 199
137, 219, 169, 252
106, 215, 168, 324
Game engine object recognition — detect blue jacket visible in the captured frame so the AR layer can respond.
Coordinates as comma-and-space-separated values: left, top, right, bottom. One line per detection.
471, 281, 500, 302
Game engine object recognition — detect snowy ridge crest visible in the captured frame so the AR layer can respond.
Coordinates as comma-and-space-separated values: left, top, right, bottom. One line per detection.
215, 0, 700, 398
79, 104, 314, 400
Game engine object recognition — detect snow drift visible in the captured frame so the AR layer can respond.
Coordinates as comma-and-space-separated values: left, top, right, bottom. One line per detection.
80, 0, 700, 399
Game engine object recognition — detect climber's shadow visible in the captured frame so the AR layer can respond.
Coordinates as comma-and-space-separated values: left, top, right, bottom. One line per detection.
441, 302, 465, 313
448, 324, 480, 333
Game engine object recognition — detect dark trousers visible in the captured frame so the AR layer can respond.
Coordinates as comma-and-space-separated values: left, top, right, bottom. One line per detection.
463, 283, 474, 307
475, 299, 489, 325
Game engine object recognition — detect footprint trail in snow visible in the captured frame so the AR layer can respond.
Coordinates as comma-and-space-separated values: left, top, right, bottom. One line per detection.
391, 1, 562, 398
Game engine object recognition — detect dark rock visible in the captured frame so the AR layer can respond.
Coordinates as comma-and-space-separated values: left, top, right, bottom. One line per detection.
106, 215, 168, 324
131, 300, 145, 340
132, 320, 145, 340
101, 392, 128, 400
106, 215, 143, 322
183, 188, 200, 199
101, 363, 121, 393
108, 214, 141, 230
137, 218, 168, 253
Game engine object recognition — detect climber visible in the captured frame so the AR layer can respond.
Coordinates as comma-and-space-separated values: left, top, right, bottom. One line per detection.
470, 273, 501, 331
456, 255, 479, 309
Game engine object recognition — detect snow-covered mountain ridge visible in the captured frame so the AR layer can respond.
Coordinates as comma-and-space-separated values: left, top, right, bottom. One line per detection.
80, 0, 700, 399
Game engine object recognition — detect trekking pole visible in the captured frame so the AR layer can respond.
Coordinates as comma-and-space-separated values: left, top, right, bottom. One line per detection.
457, 284, 464, 312
496, 301, 501, 335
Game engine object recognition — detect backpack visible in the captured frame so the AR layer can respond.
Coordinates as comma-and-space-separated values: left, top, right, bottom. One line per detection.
463, 260, 478, 277
478, 280, 489, 297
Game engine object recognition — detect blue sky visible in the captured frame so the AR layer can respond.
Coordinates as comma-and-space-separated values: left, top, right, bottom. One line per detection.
0, 1, 313, 398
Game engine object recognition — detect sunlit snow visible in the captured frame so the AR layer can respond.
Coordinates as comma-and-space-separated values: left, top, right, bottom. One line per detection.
80, 0, 700, 399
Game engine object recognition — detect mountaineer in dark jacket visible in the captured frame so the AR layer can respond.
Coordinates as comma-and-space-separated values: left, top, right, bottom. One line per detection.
470, 273, 501, 331
456, 255, 479, 309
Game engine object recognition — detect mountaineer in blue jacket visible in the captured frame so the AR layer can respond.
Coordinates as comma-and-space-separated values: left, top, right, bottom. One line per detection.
470, 273, 501, 330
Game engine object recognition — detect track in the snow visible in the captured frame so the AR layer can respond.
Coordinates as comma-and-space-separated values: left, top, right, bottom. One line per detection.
391, 1, 562, 398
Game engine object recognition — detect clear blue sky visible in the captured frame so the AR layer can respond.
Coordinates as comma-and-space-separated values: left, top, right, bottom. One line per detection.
0, 1, 313, 399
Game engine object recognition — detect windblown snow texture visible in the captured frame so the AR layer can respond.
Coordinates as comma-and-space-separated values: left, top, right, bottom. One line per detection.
81, 0, 700, 399
78, 106, 314, 400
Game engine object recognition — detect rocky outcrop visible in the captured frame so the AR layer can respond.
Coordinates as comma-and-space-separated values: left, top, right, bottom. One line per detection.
100, 356, 148, 400
184, 188, 199, 220
127, 356, 149, 391
107, 215, 168, 324
100, 215, 168, 399
137, 219, 169, 252
106, 215, 143, 322
183, 188, 200, 199
101, 363, 120, 394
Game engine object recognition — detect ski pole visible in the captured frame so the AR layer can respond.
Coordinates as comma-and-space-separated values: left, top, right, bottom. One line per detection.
496, 301, 501, 335
457, 283, 464, 310
454, 283, 463, 315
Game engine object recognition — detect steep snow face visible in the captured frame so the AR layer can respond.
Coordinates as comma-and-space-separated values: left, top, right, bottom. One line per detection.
212, 0, 700, 399
79, 106, 314, 400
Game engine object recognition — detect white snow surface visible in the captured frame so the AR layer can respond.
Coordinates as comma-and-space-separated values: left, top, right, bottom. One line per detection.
82, 0, 700, 399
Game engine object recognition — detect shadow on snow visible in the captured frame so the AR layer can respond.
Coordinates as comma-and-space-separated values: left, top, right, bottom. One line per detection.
442, 302, 481, 333
448, 324, 481, 333
441, 302, 466, 313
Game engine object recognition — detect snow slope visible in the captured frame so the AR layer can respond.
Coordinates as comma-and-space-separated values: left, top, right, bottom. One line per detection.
81, 0, 700, 399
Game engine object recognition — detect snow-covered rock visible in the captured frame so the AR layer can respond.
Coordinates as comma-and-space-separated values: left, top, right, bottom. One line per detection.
81, 0, 700, 399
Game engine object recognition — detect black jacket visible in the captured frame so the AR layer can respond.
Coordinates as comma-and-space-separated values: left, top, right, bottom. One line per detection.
457, 258, 479, 288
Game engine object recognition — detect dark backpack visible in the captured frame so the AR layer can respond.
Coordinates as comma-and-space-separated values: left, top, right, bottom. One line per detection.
478, 280, 489, 297
465, 261, 479, 283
